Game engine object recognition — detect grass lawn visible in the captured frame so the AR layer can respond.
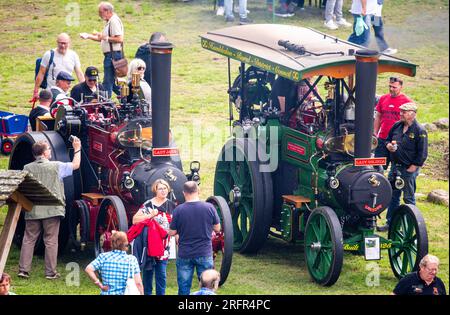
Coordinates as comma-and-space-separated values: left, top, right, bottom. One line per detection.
0, 0, 448, 295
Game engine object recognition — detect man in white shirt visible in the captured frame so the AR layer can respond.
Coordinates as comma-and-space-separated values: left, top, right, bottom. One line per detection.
80, 2, 124, 98
347, 0, 378, 47
33, 33, 84, 100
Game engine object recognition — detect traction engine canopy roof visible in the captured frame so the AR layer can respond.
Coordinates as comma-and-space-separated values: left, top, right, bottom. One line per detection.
201, 24, 417, 81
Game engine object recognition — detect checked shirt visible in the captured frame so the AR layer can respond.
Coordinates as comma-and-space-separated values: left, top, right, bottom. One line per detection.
89, 250, 140, 295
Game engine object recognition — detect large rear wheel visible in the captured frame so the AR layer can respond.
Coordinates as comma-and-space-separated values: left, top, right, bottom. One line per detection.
304, 206, 343, 286
388, 204, 428, 278
94, 196, 128, 257
214, 138, 273, 254
9, 131, 76, 255
207, 195, 233, 286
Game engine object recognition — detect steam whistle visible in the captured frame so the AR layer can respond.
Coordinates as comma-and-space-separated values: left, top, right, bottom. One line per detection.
131, 72, 141, 108
116, 77, 129, 103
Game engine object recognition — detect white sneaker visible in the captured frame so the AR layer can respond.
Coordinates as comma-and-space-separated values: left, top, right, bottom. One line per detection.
336, 18, 352, 27
216, 6, 225, 16
382, 48, 398, 55
324, 20, 338, 30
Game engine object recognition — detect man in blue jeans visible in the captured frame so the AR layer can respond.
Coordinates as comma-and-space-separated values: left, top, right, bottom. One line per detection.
348, 0, 377, 47
169, 181, 221, 295
80, 2, 124, 97
377, 102, 428, 232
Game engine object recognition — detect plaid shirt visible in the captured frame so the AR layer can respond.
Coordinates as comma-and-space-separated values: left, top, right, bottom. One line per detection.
89, 250, 140, 295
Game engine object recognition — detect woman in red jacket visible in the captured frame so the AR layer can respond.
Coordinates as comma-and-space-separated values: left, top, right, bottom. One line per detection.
132, 179, 176, 295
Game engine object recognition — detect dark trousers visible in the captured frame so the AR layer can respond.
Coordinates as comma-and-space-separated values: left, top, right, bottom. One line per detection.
386, 164, 420, 225
143, 259, 168, 295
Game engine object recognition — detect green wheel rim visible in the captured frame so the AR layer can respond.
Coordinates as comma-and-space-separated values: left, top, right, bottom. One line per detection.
388, 205, 428, 278
215, 154, 253, 250
304, 207, 343, 286
214, 138, 272, 253
305, 214, 333, 281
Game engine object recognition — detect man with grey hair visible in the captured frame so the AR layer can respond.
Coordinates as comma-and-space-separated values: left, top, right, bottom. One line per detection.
80, 2, 124, 97
33, 33, 84, 100
393, 254, 446, 295
191, 269, 221, 295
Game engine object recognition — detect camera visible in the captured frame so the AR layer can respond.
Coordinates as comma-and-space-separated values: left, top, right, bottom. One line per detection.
68, 135, 75, 143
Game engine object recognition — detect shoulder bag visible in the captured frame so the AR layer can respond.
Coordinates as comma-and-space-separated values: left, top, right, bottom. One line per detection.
123, 255, 140, 295
109, 22, 128, 78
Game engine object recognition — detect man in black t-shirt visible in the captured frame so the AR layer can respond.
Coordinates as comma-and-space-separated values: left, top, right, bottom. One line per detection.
70, 66, 107, 103
270, 76, 297, 114
169, 181, 221, 295
394, 254, 446, 295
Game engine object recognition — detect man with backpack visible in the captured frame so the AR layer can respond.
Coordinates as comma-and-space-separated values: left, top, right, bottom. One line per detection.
33, 33, 84, 100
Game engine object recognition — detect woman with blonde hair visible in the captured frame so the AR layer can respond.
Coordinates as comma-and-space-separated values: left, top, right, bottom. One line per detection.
85, 231, 143, 295
132, 178, 176, 295
127, 58, 151, 106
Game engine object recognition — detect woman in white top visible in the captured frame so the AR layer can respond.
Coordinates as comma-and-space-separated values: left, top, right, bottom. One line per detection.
127, 58, 152, 107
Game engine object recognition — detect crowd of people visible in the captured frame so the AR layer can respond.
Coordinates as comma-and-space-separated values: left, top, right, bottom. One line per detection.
2, 0, 444, 297
83, 180, 221, 295
187, 0, 398, 54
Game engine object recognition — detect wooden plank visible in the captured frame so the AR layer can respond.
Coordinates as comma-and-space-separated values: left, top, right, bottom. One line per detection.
0, 203, 22, 275
81, 193, 105, 206
10, 191, 34, 212
282, 195, 311, 209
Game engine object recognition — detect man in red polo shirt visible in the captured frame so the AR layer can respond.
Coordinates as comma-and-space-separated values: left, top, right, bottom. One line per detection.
373, 77, 412, 171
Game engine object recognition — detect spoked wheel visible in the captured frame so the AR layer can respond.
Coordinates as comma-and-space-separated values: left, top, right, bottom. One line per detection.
68, 200, 91, 252
304, 207, 343, 286
94, 196, 128, 257
207, 195, 233, 286
214, 138, 273, 254
388, 204, 428, 278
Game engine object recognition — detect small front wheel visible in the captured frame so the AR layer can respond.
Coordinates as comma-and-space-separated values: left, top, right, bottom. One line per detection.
304, 206, 343, 286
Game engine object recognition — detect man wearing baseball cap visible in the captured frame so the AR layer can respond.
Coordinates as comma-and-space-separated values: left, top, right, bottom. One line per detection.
377, 102, 428, 232
70, 66, 106, 103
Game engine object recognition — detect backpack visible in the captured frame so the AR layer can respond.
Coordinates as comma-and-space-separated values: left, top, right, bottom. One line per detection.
35, 49, 55, 89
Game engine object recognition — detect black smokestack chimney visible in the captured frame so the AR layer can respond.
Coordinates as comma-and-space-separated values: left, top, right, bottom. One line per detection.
150, 41, 173, 162
354, 50, 379, 159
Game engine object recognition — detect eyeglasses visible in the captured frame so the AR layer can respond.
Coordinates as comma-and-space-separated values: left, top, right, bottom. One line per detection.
425, 266, 438, 273
157, 187, 168, 191
137, 67, 146, 71
88, 79, 97, 82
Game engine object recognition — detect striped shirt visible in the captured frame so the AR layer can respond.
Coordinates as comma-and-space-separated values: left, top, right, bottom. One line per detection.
89, 250, 140, 295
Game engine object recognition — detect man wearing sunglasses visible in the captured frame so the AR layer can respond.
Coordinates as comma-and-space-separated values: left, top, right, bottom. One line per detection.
374, 77, 412, 170
71, 66, 107, 103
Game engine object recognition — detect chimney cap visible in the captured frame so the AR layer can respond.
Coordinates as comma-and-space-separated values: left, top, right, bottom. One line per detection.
150, 41, 174, 50
354, 49, 379, 58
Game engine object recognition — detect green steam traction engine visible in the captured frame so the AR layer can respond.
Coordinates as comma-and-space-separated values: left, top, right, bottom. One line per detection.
201, 24, 428, 286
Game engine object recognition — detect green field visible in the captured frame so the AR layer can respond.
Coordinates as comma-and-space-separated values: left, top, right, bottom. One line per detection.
0, 0, 448, 295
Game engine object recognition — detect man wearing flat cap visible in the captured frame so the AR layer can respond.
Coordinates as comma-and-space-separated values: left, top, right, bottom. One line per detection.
377, 102, 428, 232
71, 66, 107, 103
49, 71, 74, 106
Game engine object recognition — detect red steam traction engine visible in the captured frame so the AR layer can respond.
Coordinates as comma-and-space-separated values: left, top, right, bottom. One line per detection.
8, 42, 233, 284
